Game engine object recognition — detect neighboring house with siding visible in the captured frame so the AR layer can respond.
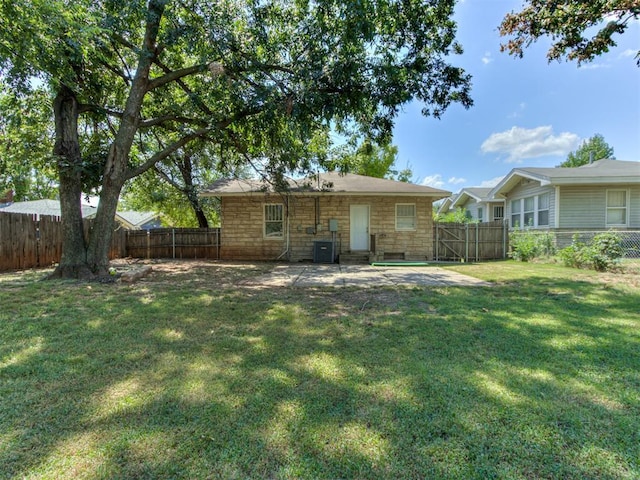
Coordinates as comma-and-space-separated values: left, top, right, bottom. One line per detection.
111, 211, 162, 230
0, 199, 97, 219
436, 193, 458, 216
0, 199, 162, 230
489, 159, 640, 230
450, 188, 505, 222
201, 172, 450, 262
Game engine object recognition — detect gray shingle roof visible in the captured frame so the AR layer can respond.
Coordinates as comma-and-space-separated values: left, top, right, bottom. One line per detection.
491, 159, 640, 197
0, 199, 97, 218
116, 210, 159, 228
202, 172, 451, 198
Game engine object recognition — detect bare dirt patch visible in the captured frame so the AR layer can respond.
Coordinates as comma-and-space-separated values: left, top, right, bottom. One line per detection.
110, 258, 275, 286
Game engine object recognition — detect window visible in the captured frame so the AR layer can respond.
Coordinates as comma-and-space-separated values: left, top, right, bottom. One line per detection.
523, 196, 534, 227
477, 207, 483, 222
493, 206, 504, 221
606, 190, 628, 226
511, 193, 550, 228
511, 200, 521, 228
538, 193, 549, 226
264, 204, 284, 238
396, 204, 416, 230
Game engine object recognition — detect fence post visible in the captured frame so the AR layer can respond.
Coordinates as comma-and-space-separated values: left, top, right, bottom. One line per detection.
503, 221, 507, 259
146, 230, 150, 259
465, 223, 469, 262
172, 228, 176, 259
435, 222, 439, 261
475, 222, 479, 262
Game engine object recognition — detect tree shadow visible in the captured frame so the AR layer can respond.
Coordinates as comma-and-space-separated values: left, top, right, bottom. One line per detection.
0, 273, 638, 478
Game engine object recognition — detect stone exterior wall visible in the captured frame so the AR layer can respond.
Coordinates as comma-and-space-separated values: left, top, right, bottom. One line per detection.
220, 194, 436, 261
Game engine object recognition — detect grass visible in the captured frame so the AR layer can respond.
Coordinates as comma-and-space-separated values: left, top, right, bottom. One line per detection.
0, 260, 638, 479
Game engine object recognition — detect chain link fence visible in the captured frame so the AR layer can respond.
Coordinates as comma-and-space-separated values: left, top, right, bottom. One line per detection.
510, 230, 640, 258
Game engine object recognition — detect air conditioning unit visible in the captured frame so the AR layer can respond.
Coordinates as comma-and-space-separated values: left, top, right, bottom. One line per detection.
313, 240, 334, 263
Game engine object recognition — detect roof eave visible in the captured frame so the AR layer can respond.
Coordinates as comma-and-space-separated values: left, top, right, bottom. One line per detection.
202, 190, 450, 198
552, 176, 640, 185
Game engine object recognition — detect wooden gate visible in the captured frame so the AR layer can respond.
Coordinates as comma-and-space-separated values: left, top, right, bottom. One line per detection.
434, 221, 508, 261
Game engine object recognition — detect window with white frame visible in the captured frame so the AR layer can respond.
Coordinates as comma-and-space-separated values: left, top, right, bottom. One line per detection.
511, 193, 551, 228
477, 207, 483, 222
511, 200, 521, 227
523, 196, 534, 227
264, 204, 284, 238
493, 205, 504, 221
538, 193, 549, 226
606, 190, 628, 226
396, 203, 416, 231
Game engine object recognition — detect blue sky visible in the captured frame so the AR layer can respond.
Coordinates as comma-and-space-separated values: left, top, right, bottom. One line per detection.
392, 0, 640, 192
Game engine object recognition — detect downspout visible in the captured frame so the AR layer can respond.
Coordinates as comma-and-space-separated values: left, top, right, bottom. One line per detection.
277, 195, 290, 260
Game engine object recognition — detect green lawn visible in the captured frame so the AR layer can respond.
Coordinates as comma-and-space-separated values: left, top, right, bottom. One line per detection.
1, 261, 638, 479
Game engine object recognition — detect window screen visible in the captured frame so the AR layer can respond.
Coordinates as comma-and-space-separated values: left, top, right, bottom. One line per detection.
396, 204, 416, 230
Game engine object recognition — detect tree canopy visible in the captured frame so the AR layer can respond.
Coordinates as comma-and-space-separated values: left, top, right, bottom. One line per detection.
499, 1, 640, 66
558, 134, 615, 167
0, 0, 472, 278
330, 139, 413, 182
0, 85, 58, 200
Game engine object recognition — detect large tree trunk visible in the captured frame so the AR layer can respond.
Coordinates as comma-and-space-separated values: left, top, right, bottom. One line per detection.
47, 0, 166, 279
85, 146, 127, 276
48, 85, 93, 279
193, 203, 209, 228
81, 0, 167, 274
180, 157, 209, 228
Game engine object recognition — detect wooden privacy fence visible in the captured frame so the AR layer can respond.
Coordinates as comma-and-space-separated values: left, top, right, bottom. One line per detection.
0, 212, 220, 271
125, 228, 220, 259
0, 212, 126, 271
434, 220, 508, 261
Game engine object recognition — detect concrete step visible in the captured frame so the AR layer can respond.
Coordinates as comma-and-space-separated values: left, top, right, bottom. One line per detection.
339, 253, 370, 265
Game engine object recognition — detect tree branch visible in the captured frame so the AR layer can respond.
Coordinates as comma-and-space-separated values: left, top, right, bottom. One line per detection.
78, 104, 124, 117
146, 63, 209, 91
125, 127, 212, 180
154, 164, 183, 191
139, 115, 208, 128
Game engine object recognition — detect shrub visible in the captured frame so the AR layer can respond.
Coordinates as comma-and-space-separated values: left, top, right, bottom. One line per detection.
558, 236, 587, 268
509, 230, 556, 262
558, 231, 623, 272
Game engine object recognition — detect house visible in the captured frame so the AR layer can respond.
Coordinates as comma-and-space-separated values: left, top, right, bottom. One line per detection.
201, 172, 451, 262
0, 198, 162, 230
0, 199, 97, 219
489, 159, 640, 230
450, 188, 505, 222
435, 193, 458, 216
114, 210, 162, 230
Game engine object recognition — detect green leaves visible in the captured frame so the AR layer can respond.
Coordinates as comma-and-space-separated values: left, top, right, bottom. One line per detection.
558, 134, 614, 167
500, 0, 640, 66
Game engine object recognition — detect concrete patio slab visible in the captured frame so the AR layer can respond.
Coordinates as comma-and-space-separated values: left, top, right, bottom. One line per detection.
247, 264, 491, 288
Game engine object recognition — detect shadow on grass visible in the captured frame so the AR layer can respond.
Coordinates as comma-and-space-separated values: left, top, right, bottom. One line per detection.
0, 273, 638, 479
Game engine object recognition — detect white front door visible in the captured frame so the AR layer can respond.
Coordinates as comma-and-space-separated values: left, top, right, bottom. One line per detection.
350, 205, 370, 251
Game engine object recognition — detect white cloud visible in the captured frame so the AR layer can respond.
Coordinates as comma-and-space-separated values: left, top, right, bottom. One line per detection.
579, 62, 611, 70
448, 177, 466, 185
481, 52, 492, 65
620, 49, 638, 59
421, 174, 445, 189
477, 176, 505, 188
481, 126, 580, 163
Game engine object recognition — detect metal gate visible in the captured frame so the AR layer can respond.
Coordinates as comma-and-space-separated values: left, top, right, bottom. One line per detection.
434, 221, 508, 261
